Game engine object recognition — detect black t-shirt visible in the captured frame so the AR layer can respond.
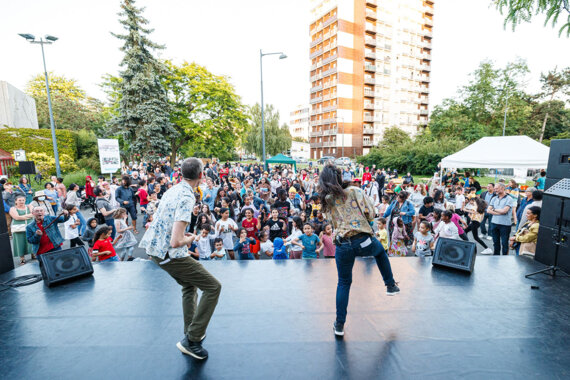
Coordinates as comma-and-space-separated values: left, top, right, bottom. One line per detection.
418, 205, 434, 219
273, 200, 291, 220
265, 218, 284, 241
312, 217, 325, 235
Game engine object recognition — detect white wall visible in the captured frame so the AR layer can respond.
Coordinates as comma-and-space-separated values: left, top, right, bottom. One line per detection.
0, 81, 39, 129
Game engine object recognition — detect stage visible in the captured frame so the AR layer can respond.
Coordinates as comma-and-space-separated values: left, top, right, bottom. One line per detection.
1, 256, 569, 379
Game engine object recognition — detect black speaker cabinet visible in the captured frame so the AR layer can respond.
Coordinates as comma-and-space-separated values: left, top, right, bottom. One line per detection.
432, 238, 477, 273
0, 189, 8, 234
38, 246, 94, 287
540, 193, 570, 232
547, 139, 570, 179
0, 232, 14, 275
18, 161, 36, 175
535, 225, 570, 274
545, 177, 561, 191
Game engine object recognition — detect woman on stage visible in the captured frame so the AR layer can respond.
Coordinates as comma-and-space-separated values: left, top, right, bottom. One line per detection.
318, 164, 399, 337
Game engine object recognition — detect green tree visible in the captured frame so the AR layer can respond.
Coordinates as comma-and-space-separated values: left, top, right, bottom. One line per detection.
108, 0, 177, 161
536, 66, 570, 141
25, 72, 86, 101
495, 0, 570, 37
162, 60, 248, 165
377, 126, 411, 150
244, 104, 292, 157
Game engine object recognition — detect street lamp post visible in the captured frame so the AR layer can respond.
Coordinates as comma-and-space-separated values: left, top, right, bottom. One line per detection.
259, 49, 287, 171
19, 33, 62, 177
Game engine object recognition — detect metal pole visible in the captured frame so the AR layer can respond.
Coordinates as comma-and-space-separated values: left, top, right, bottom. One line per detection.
260, 50, 267, 171
40, 38, 62, 177
502, 87, 509, 137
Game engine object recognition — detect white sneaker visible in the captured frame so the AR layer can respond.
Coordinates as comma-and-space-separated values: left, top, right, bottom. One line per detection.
480, 248, 493, 255
486, 236, 493, 241
480, 234, 487, 239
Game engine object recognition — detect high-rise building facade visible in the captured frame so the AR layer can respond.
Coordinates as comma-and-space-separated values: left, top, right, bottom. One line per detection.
289, 104, 310, 141
309, 0, 433, 159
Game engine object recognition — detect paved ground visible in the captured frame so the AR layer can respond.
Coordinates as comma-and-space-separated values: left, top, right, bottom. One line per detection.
12, 206, 501, 267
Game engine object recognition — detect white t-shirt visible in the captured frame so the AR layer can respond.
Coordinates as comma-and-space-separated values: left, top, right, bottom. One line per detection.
211, 247, 227, 260
435, 221, 459, 240
215, 219, 238, 249
454, 194, 465, 210
195, 234, 216, 259
64, 214, 80, 240
260, 240, 274, 257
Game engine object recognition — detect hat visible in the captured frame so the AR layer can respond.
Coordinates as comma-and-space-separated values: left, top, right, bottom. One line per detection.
33, 190, 46, 199
289, 187, 297, 194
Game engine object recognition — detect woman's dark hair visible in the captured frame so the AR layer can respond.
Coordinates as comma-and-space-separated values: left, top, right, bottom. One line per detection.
423, 196, 434, 205
237, 227, 247, 237
68, 183, 78, 191
219, 207, 229, 215
433, 209, 442, 220
382, 195, 390, 202
292, 216, 303, 229
65, 204, 77, 212
19, 176, 28, 184
398, 191, 408, 201
121, 175, 131, 186
475, 198, 487, 214
94, 226, 112, 241
318, 164, 347, 212
527, 206, 541, 221
433, 189, 444, 203
44, 182, 53, 189
139, 179, 146, 187
442, 210, 453, 219
532, 190, 543, 201
93, 187, 104, 197
196, 213, 211, 232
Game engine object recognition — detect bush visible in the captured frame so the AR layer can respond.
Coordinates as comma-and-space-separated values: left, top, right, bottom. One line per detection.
76, 157, 101, 173
0, 128, 77, 158
75, 129, 99, 159
27, 152, 78, 176
63, 169, 99, 188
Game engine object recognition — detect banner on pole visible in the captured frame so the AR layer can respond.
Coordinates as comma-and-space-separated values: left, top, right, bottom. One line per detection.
97, 139, 121, 174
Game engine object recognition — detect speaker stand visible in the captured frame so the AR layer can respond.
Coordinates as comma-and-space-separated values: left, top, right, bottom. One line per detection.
526, 196, 569, 279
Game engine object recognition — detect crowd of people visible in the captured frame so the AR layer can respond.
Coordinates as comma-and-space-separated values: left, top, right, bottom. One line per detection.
2, 158, 545, 265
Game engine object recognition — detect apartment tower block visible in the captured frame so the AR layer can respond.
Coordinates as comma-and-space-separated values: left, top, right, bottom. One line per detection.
309, 0, 434, 159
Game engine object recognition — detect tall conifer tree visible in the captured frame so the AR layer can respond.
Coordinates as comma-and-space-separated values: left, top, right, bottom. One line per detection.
109, 0, 176, 160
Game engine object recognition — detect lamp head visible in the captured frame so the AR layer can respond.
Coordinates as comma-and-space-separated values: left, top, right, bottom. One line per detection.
279, 53, 287, 59
18, 33, 35, 41
45, 35, 58, 42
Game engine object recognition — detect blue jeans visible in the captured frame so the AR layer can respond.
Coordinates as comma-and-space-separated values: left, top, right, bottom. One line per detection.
490, 223, 511, 255
480, 212, 491, 235
105, 219, 117, 240
76, 212, 87, 235
101, 255, 119, 262
335, 234, 395, 324
239, 253, 254, 260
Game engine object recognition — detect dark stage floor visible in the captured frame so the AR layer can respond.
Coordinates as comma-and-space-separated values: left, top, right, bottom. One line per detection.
1, 256, 569, 380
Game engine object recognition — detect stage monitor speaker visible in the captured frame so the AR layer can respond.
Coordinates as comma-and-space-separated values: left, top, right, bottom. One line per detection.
535, 225, 570, 274
545, 177, 561, 191
540, 193, 570, 232
18, 161, 36, 175
546, 139, 570, 179
0, 232, 14, 275
432, 238, 477, 273
38, 246, 94, 287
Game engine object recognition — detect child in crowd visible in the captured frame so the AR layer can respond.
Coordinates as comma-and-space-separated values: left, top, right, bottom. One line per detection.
195, 224, 217, 260
418, 196, 435, 223
145, 192, 159, 216
284, 216, 304, 259
412, 221, 434, 257
92, 226, 122, 262
264, 207, 286, 242
215, 207, 238, 260
113, 208, 138, 261
389, 217, 408, 257
272, 238, 288, 260
233, 227, 256, 260
293, 223, 322, 259
375, 217, 389, 251
319, 223, 336, 259
81, 217, 98, 247
64, 205, 84, 248
434, 210, 460, 240
145, 214, 153, 230
447, 204, 469, 241
241, 208, 260, 239
258, 230, 274, 258
312, 210, 326, 236
464, 197, 493, 254
378, 195, 390, 216
209, 237, 227, 260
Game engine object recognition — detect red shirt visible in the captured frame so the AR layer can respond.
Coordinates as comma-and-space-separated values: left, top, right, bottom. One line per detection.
363, 172, 372, 183
138, 188, 149, 206
92, 237, 117, 261
242, 218, 258, 239
36, 221, 55, 255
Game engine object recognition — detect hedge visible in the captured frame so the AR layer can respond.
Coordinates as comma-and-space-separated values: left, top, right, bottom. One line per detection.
0, 128, 77, 159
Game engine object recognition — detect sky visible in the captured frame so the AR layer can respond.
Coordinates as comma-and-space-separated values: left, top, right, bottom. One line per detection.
0, 0, 568, 123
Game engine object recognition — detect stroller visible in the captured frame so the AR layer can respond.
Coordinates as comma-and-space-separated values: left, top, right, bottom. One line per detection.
77, 186, 97, 212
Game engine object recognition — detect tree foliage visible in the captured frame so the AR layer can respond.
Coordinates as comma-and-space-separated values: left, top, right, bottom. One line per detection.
162, 60, 248, 164
244, 104, 292, 158
495, 0, 570, 37
108, 0, 177, 161
536, 66, 570, 141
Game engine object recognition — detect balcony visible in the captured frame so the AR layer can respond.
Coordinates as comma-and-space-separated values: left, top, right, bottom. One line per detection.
364, 77, 376, 85
323, 140, 337, 148
421, 52, 432, 61
364, 51, 376, 59
364, 103, 375, 110
420, 64, 431, 72
365, 23, 376, 33
419, 87, 430, 94
323, 128, 338, 136
310, 37, 323, 48
364, 89, 375, 97
310, 23, 322, 36
420, 76, 430, 83
310, 142, 323, 148
366, 0, 378, 7
323, 105, 338, 113
322, 118, 335, 124
310, 74, 321, 82
322, 67, 338, 77
364, 37, 376, 47
323, 14, 338, 28
310, 108, 322, 116
323, 80, 337, 89
363, 140, 374, 147
419, 97, 429, 104
310, 85, 323, 93
423, 29, 433, 39
310, 49, 323, 59
364, 115, 374, 122
364, 64, 377, 73
363, 127, 375, 134
309, 131, 322, 137
366, 10, 377, 21
310, 96, 323, 104
424, 18, 433, 27
322, 53, 338, 65
420, 109, 429, 116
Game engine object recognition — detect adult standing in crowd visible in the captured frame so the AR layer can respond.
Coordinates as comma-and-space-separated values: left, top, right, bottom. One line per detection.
18, 176, 34, 204
318, 164, 399, 338
480, 183, 495, 239
26, 206, 70, 256
10, 195, 34, 264
383, 192, 415, 245
487, 183, 515, 255
140, 157, 221, 360
29, 191, 56, 217
116, 175, 138, 234
518, 190, 543, 228
516, 187, 535, 229
43, 182, 59, 214
3, 182, 23, 236
95, 187, 118, 239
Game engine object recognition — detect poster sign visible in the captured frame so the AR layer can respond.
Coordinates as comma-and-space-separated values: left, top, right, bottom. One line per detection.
13, 150, 26, 161
97, 139, 121, 174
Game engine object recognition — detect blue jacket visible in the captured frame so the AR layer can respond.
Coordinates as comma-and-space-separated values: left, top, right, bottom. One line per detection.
115, 186, 135, 206
272, 238, 288, 260
26, 215, 69, 255
383, 199, 415, 224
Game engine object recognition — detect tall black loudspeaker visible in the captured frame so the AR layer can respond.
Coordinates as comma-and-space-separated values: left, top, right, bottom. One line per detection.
18, 161, 36, 175
540, 194, 570, 232
534, 226, 570, 274
37, 246, 94, 287
546, 139, 570, 179
432, 238, 477, 273
0, 187, 14, 275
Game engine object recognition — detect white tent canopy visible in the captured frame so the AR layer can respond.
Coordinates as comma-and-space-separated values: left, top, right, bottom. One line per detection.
440, 136, 550, 170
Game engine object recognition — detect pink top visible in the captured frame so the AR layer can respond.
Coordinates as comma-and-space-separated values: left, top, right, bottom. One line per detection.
321, 234, 336, 257
55, 183, 67, 199
451, 213, 465, 235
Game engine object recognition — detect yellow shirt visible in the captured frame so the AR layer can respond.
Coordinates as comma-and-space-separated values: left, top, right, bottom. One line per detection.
376, 229, 389, 250
324, 186, 375, 239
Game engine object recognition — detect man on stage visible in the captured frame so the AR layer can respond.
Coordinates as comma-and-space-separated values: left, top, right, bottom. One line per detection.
140, 157, 221, 360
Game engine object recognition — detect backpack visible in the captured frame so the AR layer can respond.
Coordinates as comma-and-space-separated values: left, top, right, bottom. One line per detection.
94, 199, 107, 225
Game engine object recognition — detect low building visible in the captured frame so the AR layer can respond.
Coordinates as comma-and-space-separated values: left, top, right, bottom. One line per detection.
0, 81, 39, 130
290, 140, 311, 160
289, 104, 310, 141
